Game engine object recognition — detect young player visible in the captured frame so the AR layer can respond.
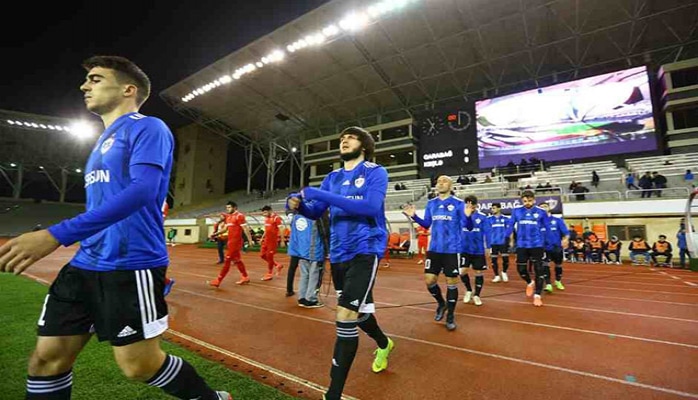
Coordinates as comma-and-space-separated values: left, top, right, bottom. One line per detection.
629, 235, 651, 265
287, 126, 394, 400
0, 55, 231, 400
260, 205, 284, 280
505, 190, 549, 307
461, 195, 491, 306
487, 203, 511, 282
604, 236, 622, 264
403, 176, 468, 330
587, 233, 604, 263
651, 235, 673, 267
209, 201, 254, 287
539, 202, 569, 292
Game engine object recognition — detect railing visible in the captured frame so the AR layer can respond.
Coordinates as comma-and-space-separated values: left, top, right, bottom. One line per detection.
563, 190, 623, 202
625, 187, 690, 199
386, 188, 423, 202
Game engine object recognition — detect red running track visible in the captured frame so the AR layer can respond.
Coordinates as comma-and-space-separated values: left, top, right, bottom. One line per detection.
12, 242, 698, 400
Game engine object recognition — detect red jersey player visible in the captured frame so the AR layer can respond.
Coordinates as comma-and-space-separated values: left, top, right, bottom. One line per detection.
260, 205, 283, 280
416, 224, 430, 264
208, 201, 254, 287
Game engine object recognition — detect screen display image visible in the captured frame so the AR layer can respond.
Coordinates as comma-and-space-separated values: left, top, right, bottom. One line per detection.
476, 66, 657, 168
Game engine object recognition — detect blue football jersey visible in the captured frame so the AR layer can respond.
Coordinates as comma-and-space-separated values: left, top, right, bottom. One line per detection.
541, 216, 570, 251
506, 206, 549, 249
487, 214, 511, 246
462, 211, 490, 255
69, 112, 173, 271
318, 161, 388, 263
417, 196, 467, 254
288, 214, 325, 262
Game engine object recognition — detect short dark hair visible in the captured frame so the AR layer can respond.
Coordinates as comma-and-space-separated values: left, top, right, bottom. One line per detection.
227, 201, 237, 208
464, 195, 478, 205
261, 205, 272, 211
339, 126, 375, 159
521, 190, 535, 198
659, 234, 666, 239
82, 56, 151, 106
492, 203, 501, 208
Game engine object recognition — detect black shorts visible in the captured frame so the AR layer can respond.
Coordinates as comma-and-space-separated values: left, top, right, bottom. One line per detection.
516, 247, 544, 264
490, 244, 509, 255
332, 254, 378, 314
462, 254, 487, 271
543, 248, 564, 265
425, 252, 461, 277
37, 264, 169, 346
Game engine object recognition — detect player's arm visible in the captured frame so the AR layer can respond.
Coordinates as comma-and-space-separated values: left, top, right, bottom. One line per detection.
559, 219, 570, 248
505, 211, 518, 245
408, 203, 432, 228
289, 177, 331, 219
302, 168, 387, 218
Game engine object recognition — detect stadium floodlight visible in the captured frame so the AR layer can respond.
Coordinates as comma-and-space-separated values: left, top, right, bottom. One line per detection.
292, 147, 298, 153
339, 13, 370, 31
70, 121, 96, 140
75, 168, 82, 173
287, 45, 296, 53
39, 166, 44, 170
267, 50, 285, 62
47, 125, 55, 130
390, 154, 396, 158
40, 124, 47, 129
10, 163, 17, 167
7, 120, 14, 125
55, 126, 64, 131
31, 123, 39, 128
256, 62, 263, 68
322, 25, 339, 37
220, 75, 232, 83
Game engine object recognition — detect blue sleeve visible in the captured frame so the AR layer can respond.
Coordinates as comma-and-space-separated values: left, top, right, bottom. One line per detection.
48, 164, 163, 246
129, 118, 173, 168
559, 219, 570, 237
412, 202, 432, 228
303, 168, 387, 218
297, 176, 331, 220
482, 215, 492, 248
505, 211, 517, 238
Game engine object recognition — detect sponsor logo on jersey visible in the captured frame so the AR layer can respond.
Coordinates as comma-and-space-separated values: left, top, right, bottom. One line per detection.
84, 169, 110, 188
433, 215, 453, 221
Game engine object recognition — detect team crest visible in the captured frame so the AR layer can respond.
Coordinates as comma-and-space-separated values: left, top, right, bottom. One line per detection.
100, 135, 115, 154
295, 217, 308, 231
447, 204, 455, 212
475, 218, 481, 224
354, 177, 365, 188
533, 213, 539, 218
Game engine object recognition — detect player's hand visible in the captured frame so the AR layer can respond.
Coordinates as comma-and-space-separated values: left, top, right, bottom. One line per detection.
402, 203, 416, 217
287, 196, 301, 211
0, 230, 60, 275
465, 203, 476, 217
562, 238, 569, 248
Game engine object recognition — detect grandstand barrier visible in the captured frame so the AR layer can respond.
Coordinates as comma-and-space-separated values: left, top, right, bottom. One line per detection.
563, 190, 623, 202
625, 187, 690, 199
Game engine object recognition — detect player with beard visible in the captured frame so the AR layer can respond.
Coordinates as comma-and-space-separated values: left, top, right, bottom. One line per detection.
287, 127, 394, 400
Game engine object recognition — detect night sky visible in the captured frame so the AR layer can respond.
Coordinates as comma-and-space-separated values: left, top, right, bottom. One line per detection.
1, 0, 329, 200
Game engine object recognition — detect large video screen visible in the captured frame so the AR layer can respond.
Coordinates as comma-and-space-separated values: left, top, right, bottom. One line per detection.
476, 66, 657, 168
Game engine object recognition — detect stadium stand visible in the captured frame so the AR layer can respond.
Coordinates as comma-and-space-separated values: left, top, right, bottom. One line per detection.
0, 200, 83, 236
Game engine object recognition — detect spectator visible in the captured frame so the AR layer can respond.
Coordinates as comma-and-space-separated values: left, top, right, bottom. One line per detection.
428, 190, 437, 200
628, 234, 651, 265
651, 234, 673, 267
652, 172, 667, 197
582, 227, 594, 240
543, 182, 553, 193
639, 172, 653, 198
571, 237, 587, 262
506, 160, 516, 173
469, 175, 477, 183
568, 226, 578, 242
536, 183, 545, 192
587, 234, 604, 263
626, 173, 640, 190
685, 169, 694, 183
400, 182, 407, 190
394, 182, 401, 191
457, 175, 467, 185
572, 184, 590, 200
484, 176, 492, 183
569, 181, 578, 191
591, 171, 600, 188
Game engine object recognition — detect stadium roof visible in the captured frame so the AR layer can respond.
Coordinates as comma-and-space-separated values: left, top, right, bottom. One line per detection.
160, 0, 698, 147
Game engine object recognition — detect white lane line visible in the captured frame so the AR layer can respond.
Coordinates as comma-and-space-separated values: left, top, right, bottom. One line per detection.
173, 288, 698, 399
167, 330, 360, 400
